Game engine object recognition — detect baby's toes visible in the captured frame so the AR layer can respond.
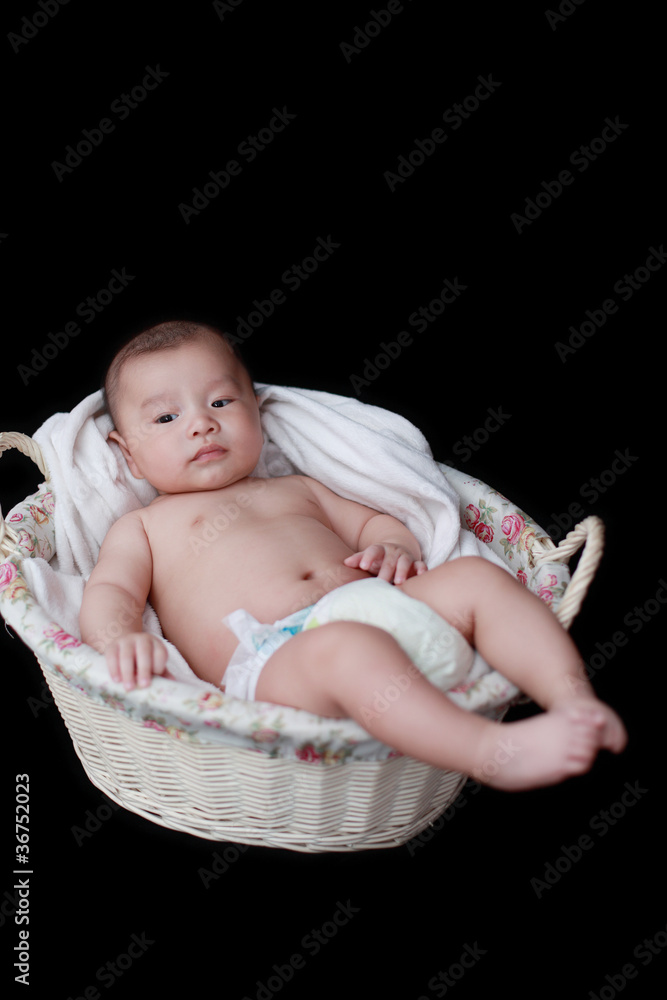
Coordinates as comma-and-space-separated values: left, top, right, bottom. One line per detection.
572, 702, 606, 727
569, 700, 628, 756
566, 730, 599, 771
561, 705, 604, 768
601, 712, 628, 754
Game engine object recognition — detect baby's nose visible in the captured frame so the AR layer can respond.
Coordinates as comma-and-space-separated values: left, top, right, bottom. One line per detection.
189, 409, 219, 434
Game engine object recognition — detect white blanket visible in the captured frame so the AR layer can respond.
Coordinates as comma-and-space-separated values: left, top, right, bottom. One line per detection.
23, 385, 506, 687
254, 383, 501, 568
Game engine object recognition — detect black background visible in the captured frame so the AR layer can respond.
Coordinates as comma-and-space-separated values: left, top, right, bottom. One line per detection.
2, 2, 663, 997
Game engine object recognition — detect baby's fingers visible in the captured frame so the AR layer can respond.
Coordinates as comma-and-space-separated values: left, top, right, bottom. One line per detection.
105, 643, 122, 685
392, 553, 415, 585
391, 556, 428, 584
149, 636, 168, 679
132, 635, 168, 689
114, 637, 141, 691
105, 634, 167, 691
344, 546, 385, 573
134, 635, 157, 688
377, 551, 401, 582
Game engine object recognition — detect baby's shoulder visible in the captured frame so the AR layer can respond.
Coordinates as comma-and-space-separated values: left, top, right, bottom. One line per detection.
270, 474, 322, 498
103, 507, 150, 544
260, 473, 315, 492
258, 475, 327, 514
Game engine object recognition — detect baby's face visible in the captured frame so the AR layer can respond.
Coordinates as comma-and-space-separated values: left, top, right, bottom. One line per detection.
109, 336, 263, 494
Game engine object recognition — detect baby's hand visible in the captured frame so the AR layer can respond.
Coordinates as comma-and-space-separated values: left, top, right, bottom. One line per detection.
104, 632, 168, 691
344, 544, 427, 585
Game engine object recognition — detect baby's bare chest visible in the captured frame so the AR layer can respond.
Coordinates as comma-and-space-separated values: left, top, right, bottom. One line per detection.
140, 477, 353, 628
142, 477, 332, 574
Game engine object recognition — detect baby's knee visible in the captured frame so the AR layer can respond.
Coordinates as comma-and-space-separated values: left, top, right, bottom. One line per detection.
437, 556, 511, 596
308, 620, 401, 662
264, 621, 399, 683
450, 555, 496, 580
257, 621, 404, 718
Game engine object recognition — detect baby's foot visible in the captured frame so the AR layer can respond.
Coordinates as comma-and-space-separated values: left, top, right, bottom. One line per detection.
571, 697, 627, 755
473, 699, 627, 792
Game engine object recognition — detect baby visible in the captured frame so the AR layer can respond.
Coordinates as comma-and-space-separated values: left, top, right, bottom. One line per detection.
79, 321, 627, 791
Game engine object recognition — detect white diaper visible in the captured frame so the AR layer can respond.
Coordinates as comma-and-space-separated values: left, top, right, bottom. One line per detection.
220, 604, 315, 701
302, 578, 474, 688
221, 578, 473, 702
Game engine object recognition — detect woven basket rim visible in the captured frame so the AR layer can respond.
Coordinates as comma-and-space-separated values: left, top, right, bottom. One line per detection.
0, 430, 605, 849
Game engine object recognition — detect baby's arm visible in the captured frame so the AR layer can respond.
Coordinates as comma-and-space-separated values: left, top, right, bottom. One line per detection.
79, 512, 167, 690
305, 479, 426, 584
344, 513, 427, 583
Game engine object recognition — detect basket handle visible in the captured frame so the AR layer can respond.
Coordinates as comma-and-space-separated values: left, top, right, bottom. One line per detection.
533, 516, 605, 630
0, 432, 50, 559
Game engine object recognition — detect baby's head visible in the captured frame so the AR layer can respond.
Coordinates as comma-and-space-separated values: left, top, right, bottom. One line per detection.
103, 321, 264, 495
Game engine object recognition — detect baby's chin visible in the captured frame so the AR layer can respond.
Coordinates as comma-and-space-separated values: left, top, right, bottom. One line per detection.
150, 473, 254, 496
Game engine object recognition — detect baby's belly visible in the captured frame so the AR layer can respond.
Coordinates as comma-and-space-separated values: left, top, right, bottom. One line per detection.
149, 529, 371, 684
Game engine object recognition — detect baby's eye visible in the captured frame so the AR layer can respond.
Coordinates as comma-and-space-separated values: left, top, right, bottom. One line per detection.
212, 399, 232, 408
156, 413, 177, 424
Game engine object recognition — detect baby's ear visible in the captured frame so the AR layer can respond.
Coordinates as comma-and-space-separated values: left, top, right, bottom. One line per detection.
108, 429, 145, 480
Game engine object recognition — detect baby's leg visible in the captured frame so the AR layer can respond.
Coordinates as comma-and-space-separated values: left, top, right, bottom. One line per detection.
398, 558, 605, 708
254, 621, 616, 790
398, 557, 627, 777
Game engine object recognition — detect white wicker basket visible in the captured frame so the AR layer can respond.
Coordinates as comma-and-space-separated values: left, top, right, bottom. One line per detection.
0, 431, 604, 851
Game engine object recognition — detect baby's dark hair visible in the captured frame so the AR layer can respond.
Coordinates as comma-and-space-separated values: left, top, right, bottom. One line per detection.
102, 320, 247, 429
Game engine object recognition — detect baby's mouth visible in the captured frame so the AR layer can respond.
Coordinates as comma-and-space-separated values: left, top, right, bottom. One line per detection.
193, 445, 227, 462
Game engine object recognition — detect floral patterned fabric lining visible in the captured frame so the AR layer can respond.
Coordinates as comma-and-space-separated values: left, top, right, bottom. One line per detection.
1, 466, 571, 763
